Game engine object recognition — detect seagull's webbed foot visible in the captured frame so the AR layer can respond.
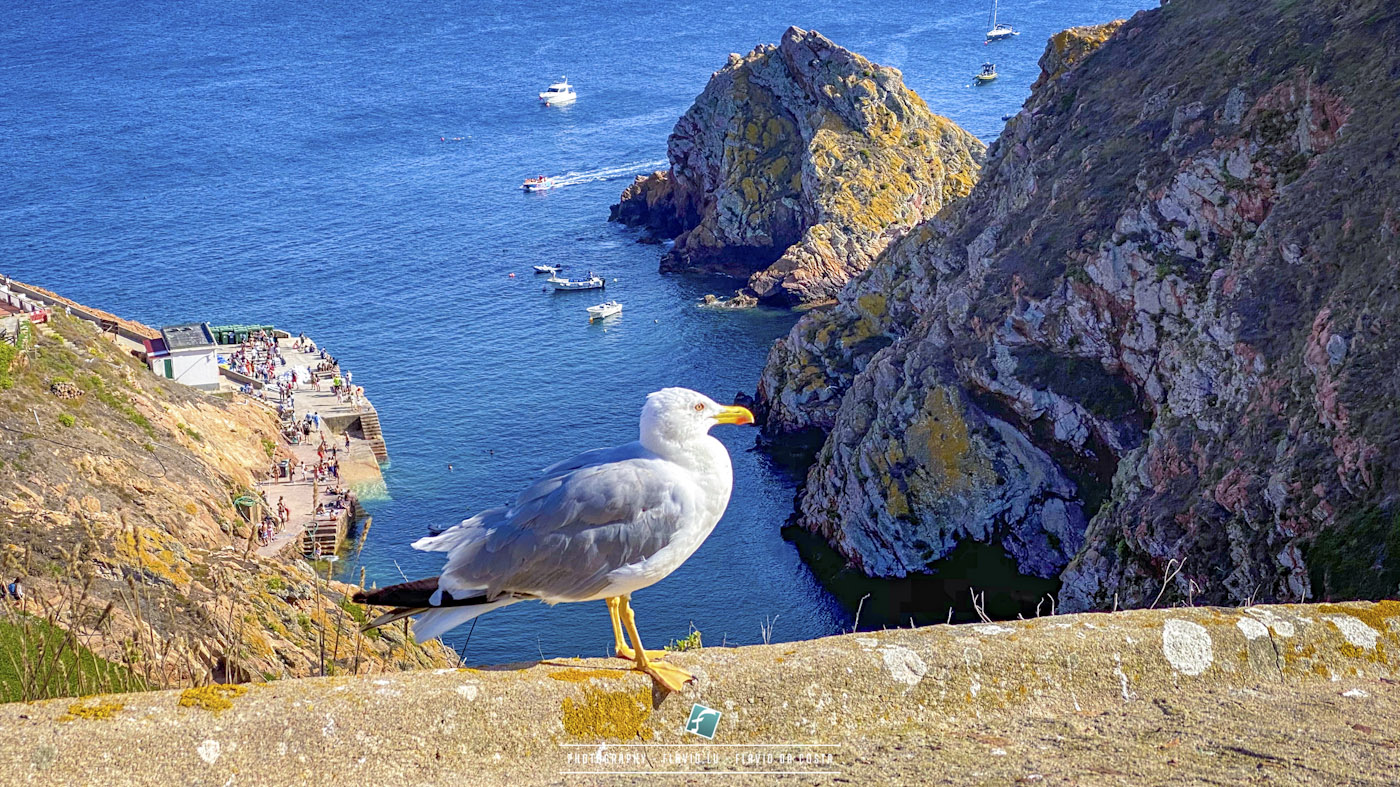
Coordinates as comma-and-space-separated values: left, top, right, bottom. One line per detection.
614, 644, 668, 661
641, 660, 693, 693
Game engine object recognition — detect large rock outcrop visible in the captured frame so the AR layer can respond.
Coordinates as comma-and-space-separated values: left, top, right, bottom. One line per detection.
610, 27, 984, 305
759, 0, 1400, 612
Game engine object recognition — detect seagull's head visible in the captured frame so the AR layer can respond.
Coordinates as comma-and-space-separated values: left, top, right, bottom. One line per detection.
641, 387, 754, 448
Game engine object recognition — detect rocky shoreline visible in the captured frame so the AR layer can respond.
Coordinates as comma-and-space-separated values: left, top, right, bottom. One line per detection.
752, 0, 1400, 614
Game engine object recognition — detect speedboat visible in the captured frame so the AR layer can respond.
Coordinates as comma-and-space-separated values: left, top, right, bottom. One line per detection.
547, 274, 605, 291
533, 264, 564, 274
522, 175, 557, 192
974, 62, 998, 83
586, 300, 623, 321
986, 0, 1018, 41
539, 77, 576, 106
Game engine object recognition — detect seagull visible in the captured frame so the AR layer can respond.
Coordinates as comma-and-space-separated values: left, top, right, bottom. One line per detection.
353, 387, 755, 691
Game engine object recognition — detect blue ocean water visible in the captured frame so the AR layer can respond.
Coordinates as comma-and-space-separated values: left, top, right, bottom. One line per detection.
0, 0, 1154, 664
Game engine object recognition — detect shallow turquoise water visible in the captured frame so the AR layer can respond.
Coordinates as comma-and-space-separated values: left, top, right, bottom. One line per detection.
0, 0, 1154, 663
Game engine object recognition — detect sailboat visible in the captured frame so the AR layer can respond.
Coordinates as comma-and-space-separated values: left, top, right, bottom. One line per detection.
986, 0, 1019, 41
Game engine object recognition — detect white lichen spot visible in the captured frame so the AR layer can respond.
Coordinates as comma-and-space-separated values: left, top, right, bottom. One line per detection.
1244, 607, 1295, 637
991, 748, 1007, 756
1342, 688, 1369, 699
855, 637, 879, 650
972, 624, 1014, 636
321, 713, 336, 738
880, 645, 927, 687
1324, 615, 1378, 649
455, 683, 480, 701
372, 679, 392, 686
196, 740, 221, 765
1162, 619, 1213, 676
1236, 617, 1269, 641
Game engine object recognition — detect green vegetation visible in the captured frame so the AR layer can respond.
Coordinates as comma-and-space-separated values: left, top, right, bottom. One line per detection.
261, 437, 276, 458
84, 374, 156, 437
57, 414, 75, 428
337, 596, 367, 624
0, 612, 149, 703
1306, 507, 1400, 600
664, 627, 703, 652
178, 423, 204, 443
0, 344, 17, 390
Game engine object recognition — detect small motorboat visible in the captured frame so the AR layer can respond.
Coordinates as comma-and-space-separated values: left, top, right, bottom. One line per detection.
522, 175, 558, 192
539, 77, 576, 106
986, 0, 1019, 41
974, 62, 998, 83
586, 300, 623, 321
533, 264, 564, 274
547, 274, 605, 291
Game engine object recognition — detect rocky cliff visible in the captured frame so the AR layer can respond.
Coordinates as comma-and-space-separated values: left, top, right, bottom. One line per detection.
0, 305, 451, 698
610, 27, 985, 305
759, 0, 1400, 612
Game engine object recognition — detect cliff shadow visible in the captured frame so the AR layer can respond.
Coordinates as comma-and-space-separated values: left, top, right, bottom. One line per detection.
783, 526, 1061, 628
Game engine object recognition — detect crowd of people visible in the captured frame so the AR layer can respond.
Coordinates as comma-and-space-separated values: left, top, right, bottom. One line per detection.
227, 330, 285, 385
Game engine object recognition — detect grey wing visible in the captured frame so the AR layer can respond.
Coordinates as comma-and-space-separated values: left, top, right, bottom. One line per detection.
434, 454, 702, 602
413, 443, 649, 554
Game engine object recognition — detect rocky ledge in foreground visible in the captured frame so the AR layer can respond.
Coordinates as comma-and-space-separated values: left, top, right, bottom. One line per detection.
4, 600, 1398, 785
611, 26, 984, 306
758, 0, 1400, 612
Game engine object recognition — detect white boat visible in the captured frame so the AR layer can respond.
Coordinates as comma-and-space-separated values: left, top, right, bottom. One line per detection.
539, 77, 576, 105
986, 0, 1018, 41
547, 274, 605, 291
533, 264, 564, 274
586, 300, 623, 321
522, 175, 558, 192
974, 62, 999, 83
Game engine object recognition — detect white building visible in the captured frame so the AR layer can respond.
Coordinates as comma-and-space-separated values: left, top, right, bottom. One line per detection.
145, 323, 220, 391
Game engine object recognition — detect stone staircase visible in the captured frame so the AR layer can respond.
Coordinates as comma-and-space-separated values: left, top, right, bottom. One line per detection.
359, 409, 388, 464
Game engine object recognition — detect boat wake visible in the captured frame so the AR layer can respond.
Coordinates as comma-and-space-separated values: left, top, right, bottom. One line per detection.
547, 159, 668, 188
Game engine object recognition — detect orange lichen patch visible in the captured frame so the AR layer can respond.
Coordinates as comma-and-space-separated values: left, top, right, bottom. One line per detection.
547, 668, 631, 683
561, 686, 654, 740
178, 684, 248, 712
59, 698, 124, 722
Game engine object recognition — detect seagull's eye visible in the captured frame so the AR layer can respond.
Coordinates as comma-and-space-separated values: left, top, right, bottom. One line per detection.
693, 403, 706, 412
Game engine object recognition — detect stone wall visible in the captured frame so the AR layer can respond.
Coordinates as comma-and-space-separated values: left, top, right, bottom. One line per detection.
4, 601, 1398, 784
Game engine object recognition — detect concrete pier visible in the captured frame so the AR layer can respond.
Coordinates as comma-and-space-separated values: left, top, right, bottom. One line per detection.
251, 335, 386, 559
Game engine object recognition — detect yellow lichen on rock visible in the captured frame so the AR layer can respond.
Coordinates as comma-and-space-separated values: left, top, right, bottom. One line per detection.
59, 698, 124, 722
560, 685, 654, 740
179, 684, 249, 712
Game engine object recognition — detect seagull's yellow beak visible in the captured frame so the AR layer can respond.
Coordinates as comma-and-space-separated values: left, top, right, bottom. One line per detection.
714, 405, 755, 426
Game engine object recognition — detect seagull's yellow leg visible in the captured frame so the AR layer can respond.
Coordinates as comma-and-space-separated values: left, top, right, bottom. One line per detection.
619, 595, 692, 692
609, 596, 666, 660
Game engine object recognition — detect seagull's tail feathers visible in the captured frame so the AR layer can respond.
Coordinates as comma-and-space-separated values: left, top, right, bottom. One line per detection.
353, 577, 441, 608
414, 507, 510, 553
410, 598, 520, 642
354, 579, 524, 641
